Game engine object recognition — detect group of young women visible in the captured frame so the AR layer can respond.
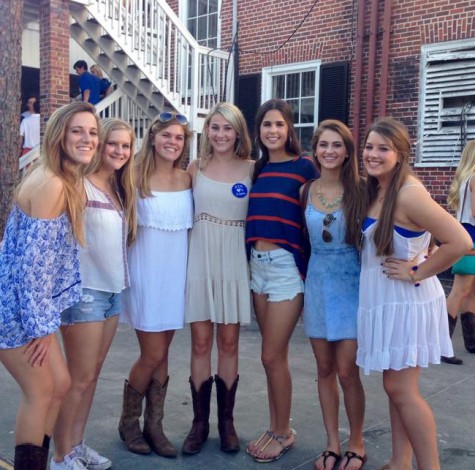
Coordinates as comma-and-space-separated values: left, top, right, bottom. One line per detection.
0, 98, 471, 470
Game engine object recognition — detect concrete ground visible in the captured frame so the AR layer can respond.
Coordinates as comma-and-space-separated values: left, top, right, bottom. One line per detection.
1, 314, 475, 470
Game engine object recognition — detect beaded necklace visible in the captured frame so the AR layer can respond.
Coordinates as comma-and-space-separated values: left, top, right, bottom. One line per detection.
316, 181, 343, 209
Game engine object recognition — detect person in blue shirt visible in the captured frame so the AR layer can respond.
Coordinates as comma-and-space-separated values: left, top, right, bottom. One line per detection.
74, 60, 101, 105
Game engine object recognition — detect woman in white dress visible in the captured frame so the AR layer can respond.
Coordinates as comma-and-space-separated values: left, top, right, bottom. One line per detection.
119, 113, 193, 457
182, 103, 253, 455
357, 117, 471, 470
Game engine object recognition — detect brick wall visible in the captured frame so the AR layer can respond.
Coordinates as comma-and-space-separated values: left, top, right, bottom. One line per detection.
167, 0, 475, 207
39, 0, 70, 130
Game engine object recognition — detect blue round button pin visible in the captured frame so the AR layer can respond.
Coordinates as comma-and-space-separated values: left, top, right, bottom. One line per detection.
231, 183, 248, 198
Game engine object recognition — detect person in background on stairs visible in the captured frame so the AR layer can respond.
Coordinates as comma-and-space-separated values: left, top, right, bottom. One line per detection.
52, 119, 137, 470
443, 140, 475, 364
73, 60, 101, 106
90, 65, 113, 101
119, 112, 193, 458
182, 103, 253, 456
0, 102, 99, 470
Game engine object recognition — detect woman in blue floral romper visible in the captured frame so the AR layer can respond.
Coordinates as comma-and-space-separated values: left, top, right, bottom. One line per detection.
0, 102, 100, 469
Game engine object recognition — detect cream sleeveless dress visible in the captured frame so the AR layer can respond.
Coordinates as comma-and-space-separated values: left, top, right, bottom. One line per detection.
185, 168, 252, 324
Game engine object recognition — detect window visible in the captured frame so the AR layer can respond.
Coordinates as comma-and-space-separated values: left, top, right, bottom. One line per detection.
418, 40, 475, 166
183, 0, 220, 48
262, 61, 321, 154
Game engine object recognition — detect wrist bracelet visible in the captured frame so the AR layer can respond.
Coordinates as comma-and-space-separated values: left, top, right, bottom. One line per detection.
410, 265, 421, 287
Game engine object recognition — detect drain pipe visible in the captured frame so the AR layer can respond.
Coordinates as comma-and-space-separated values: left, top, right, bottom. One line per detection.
231, 0, 239, 103
352, 0, 366, 148
379, 0, 392, 116
365, 0, 379, 126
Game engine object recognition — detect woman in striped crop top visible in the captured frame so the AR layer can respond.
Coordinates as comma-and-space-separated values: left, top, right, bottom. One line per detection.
245, 99, 317, 463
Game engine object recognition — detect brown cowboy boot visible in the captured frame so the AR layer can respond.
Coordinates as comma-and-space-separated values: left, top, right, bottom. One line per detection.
118, 380, 151, 454
461, 311, 475, 353
143, 377, 177, 458
215, 374, 240, 453
14, 444, 48, 470
441, 313, 463, 364
182, 376, 213, 455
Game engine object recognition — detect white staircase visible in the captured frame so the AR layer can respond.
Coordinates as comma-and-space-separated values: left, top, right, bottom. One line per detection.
69, 0, 232, 156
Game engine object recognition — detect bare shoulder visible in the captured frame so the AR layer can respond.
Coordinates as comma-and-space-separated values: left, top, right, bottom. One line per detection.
398, 176, 429, 205
26, 170, 66, 219
187, 158, 199, 178
177, 168, 192, 189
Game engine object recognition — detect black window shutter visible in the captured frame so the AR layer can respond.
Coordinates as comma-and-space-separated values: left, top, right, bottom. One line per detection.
236, 73, 261, 157
318, 62, 349, 124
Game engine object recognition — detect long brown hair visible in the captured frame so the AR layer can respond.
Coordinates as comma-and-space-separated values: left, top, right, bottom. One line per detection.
365, 117, 414, 256
252, 99, 302, 183
136, 115, 193, 198
311, 119, 366, 247
87, 118, 137, 245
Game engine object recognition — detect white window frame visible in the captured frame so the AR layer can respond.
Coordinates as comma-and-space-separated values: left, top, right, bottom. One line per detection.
179, 0, 221, 49
262, 61, 321, 154
417, 39, 475, 167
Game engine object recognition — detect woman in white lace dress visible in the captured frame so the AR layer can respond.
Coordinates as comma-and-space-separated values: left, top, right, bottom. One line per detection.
119, 113, 193, 458
357, 117, 471, 470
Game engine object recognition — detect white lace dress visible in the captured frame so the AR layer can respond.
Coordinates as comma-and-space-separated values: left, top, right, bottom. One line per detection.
121, 190, 193, 332
356, 219, 454, 375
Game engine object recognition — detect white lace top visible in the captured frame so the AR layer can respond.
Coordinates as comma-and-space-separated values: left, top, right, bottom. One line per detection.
137, 189, 193, 231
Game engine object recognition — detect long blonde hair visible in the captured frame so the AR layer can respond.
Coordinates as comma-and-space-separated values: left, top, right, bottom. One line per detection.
136, 115, 193, 197
447, 140, 475, 211
199, 102, 252, 167
87, 118, 137, 245
42, 101, 100, 245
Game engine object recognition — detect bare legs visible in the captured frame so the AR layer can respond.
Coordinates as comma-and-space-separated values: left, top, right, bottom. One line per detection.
189, 321, 240, 389
53, 317, 118, 460
247, 292, 302, 460
383, 368, 440, 470
0, 335, 70, 446
310, 339, 365, 470
446, 274, 475, 320
128, 329, 175, 394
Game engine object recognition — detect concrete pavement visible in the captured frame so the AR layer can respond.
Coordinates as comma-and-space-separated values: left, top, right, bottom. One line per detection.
1, 314, 475, 469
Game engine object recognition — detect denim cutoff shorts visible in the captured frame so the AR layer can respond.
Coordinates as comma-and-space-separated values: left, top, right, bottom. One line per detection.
250, 247, 304, 302
61, 288, 122, 324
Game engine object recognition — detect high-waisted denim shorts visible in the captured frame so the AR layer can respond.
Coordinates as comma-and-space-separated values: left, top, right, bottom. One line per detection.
250, 248, 304, 302
61, 288, 122, 324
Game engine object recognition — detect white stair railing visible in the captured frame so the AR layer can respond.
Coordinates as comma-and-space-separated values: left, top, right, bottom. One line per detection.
81, 0, 230, 123
19, 89, 148, 172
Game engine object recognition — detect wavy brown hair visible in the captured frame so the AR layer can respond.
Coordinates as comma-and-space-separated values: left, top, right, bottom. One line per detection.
365, 117, 415, 256
136, 115, 193, 198
311, 119, 366, 247
252, 99, 302, 183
